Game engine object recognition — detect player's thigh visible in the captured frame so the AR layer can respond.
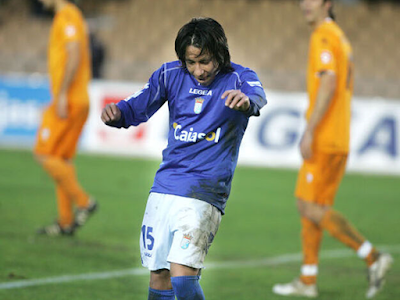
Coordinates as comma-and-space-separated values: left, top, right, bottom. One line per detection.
54, 104, 89, 158
168, 197, 221, 269
295, 152, 347, 205
140, 193, 174, 271
318, 153, 348, 205
34, 106, 69, 157
295, 156, 319, 202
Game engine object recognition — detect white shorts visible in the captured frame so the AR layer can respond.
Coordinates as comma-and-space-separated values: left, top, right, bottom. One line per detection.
140, 192, 222, 271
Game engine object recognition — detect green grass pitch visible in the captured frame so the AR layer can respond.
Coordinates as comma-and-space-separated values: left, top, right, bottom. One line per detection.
0, 148, 399, 300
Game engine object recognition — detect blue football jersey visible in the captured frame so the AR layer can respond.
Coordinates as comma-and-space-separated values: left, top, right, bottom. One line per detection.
112, 61, 267, 214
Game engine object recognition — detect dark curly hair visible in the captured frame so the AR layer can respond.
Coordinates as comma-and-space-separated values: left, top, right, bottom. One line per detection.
175, 17, 233, 73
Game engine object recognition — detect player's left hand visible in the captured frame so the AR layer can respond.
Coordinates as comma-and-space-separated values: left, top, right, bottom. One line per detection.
300, 129, 313, 160
221, 90, 250, 112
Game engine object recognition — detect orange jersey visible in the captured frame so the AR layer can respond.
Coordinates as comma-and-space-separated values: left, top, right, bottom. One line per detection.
306, 18, 353, 153
48, 3, 91, 105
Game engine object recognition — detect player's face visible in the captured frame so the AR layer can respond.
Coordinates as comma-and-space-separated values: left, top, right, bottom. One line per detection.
300, 0, 329, 25
38, 0, 56, 10
185, 45, 219, 86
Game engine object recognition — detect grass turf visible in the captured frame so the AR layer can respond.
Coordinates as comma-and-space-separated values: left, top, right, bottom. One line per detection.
0, 148, 399, 299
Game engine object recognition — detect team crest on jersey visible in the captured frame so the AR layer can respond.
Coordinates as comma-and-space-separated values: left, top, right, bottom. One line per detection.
65, 25, 77, 37
180, 234, 193, 249
320, 51, 332, 64
194, 98, 204, 114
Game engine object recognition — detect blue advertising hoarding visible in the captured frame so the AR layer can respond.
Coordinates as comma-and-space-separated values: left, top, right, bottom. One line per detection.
0, 74, 51, 148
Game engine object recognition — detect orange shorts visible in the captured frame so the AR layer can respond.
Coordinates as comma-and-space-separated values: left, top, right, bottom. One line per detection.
295, 152, 348, 206
34, 102, 89, 159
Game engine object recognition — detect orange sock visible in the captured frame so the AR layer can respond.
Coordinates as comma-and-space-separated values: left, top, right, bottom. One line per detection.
66, 163, 90, 208
42, 157, 89, 209
365, 250, 380, 267
300, 217, 322, 285
56, 185, 74, 227
320, 209, 365, 251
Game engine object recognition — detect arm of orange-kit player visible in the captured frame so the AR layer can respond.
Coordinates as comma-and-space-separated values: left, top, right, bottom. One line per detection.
300, 72, 336, 160
55, 41, 80, 119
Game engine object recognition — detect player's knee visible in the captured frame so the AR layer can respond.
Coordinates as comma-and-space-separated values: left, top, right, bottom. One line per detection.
150, 269, 172, 290
297, 199, 324, 224
296, 198, 309, 217
33, 153, 46, 165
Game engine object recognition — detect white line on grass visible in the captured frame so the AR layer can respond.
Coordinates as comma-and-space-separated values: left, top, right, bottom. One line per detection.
1, 244, 398, 290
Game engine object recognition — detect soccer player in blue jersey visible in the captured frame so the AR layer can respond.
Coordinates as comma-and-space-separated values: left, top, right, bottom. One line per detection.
101, 17, 267, 300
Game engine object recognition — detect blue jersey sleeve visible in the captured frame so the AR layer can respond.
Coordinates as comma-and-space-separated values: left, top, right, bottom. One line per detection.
239, 69, 267, 117
113, 65, 168, 128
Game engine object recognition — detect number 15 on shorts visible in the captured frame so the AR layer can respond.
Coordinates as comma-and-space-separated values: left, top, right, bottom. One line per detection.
141, 225, 154, 250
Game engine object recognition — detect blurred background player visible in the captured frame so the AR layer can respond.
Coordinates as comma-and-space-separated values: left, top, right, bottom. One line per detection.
272, 0, 393, 298
101, 17, 267, 300
34, 0, 97, 236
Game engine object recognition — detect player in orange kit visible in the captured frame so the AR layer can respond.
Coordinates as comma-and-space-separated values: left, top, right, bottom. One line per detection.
272, 0, 393, 298
34, 0, 97, 236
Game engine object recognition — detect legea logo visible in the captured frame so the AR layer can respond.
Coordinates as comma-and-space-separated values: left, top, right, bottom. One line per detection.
173, 122, 221, 143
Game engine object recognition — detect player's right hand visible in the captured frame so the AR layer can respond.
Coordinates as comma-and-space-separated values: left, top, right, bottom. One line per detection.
56, 92, 68, 119
299, 129, 313, 160
101, 103, 122, 124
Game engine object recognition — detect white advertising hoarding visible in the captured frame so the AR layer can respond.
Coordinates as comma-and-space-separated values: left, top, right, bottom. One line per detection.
83, 82, 400, 175
84, 81, 169, 158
